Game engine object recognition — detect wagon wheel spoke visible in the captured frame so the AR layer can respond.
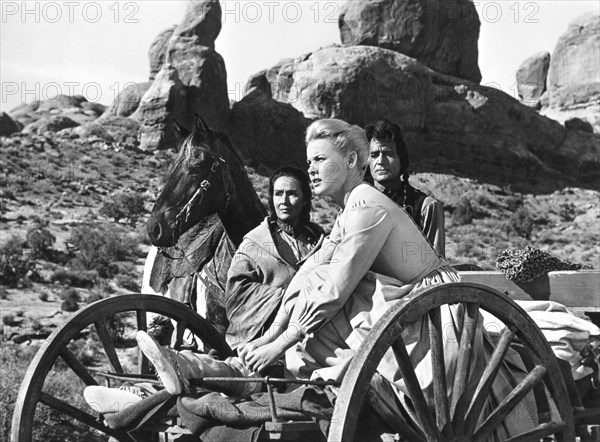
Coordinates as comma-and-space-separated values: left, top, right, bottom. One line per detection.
428, 306, 452, 436
366, 385, 426, 442
451, 303, 480, 417
464, 325, 517, 437
60, 347, 98, 386
392, 333, 442, 441
95, 319, 124, 373
473, 365, 548, 442
136, 309, 150, 374
173, 320, 187, 349
511, 343, 552, 423
39, 392, 133, 441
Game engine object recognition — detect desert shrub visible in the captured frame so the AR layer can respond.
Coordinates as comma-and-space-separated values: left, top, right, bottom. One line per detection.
100, 191, 146, 226
31, 319, 43, 332
505, 195, 522, 212
60, 288, 80, 312
50, 268, 97, 287
86, 291, 106, 304
115, 274, 140, 291
557, 202, 576, 222
510, 207, 534, 239
26, 224, 56, 259
454, 197, 474, 225
69, 225, 139, 277
2, 314, 16, 326
0, 235, 35, 287
38, 292, 49, 302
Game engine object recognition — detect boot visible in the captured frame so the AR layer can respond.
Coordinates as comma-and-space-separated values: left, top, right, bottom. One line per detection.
136, 331, 261, 396
84, 386, 174, 431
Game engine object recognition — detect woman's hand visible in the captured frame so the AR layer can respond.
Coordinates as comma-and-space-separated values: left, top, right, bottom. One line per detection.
244, 341, 285, 374
237, 339, 259, 364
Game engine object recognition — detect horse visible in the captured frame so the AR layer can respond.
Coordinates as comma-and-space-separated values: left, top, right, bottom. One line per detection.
143, 116, 266, 337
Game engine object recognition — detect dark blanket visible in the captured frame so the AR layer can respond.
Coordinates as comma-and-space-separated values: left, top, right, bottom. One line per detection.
177, 386, 335, 439
149, 214, 225, 293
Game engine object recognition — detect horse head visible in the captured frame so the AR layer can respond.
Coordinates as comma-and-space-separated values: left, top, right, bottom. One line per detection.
147, 116, 237, 247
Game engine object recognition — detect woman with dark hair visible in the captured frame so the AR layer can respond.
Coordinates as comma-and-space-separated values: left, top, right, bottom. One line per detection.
365, 119, 446, 256
224, 166, 324, 351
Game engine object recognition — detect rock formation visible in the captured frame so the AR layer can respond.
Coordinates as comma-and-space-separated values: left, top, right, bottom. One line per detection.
541, 12, 600, 132
229, 86, 310, 168
149, 25, 177, 80
102, 82, 153, 118
0, 112, 22, 137
338, 0, 481, 83
547, 12, 600, 108
131, 64, 188, 151
22, 115, 79, 135
259, 45, 599, 184
516, 51, 550, 109
135, 0, 229, 150
8, 95, 104, 132
73, 116, 140, 145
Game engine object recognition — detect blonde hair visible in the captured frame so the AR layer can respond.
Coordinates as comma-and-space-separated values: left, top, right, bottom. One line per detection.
305, 119, 370, 172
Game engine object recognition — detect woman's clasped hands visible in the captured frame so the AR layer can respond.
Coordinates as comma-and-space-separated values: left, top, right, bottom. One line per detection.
238, 337, 285, 374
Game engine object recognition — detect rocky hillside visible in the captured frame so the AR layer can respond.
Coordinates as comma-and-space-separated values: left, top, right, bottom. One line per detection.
1, 0, 598, 341
0, 113, 598, 336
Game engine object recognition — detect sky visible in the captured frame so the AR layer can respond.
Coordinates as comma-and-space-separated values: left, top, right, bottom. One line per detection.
1, 1, 599, 113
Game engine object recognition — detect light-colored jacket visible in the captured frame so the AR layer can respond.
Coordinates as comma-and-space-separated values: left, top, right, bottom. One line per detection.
225, 217, 323, 349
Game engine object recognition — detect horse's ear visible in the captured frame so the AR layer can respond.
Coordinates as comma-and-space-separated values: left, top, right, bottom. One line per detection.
193, 114, 212, 141
173, 120, 190, 141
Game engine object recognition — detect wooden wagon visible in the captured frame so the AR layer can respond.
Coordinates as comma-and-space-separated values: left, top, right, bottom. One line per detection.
10, 271, 600, 442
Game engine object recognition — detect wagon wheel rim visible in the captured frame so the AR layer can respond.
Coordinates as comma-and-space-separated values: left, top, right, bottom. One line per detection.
328, 282, 575, 442
11, 294, 233, 442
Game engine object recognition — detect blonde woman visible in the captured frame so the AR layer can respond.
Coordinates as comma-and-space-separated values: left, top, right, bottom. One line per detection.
240, 118, 536, 439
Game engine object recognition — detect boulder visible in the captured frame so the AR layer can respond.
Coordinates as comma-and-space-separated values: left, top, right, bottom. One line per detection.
81, 101, 107, 116
36, 95, 88, 112
547, 12, 600, 108
245, 57, 300, 101
228, 88, 310, 168
165, 42, 229, 130
261, 45, 599, 185
338, 0, 481, 83
131, 64, 188, 151
164, 0, 229, 129
0, 112, 21, 137
564, 117, 594, 133
102, 82, 153, 118
149, 25, 177, 80
8, 96, 103, 128
74, 116, 140, 145
172, 0, 221, 48
516, 51, 550, 108
9, 101, 41, 118
22, 115, 79, 134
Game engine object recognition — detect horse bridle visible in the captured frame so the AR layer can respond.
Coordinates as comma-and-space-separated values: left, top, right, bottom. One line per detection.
155, 148, 233, 260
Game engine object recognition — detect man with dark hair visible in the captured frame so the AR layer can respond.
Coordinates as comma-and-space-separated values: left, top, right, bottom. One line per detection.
365, 119, 446, 256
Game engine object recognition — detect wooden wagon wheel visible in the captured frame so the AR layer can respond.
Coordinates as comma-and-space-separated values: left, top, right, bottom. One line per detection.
11, 294, 234, 442
329, 282, 575, 442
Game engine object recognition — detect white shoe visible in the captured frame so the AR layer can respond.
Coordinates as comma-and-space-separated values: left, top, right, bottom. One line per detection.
83, 385, 142, 415
136, 331, 184, 394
